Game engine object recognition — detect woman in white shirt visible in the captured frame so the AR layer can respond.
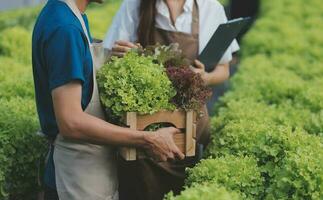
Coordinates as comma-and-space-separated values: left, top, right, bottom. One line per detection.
104, 0, 239, 199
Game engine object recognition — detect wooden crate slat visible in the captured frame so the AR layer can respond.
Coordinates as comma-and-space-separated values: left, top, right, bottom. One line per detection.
120, 147, 137, 161
185, 111, 196, 156
192, 124, 197, 139
136, 110, 186, 130
121, 112, 138, 160
174, 133, 185, 153
126, 112, 137, 127
120, 110, 196, 160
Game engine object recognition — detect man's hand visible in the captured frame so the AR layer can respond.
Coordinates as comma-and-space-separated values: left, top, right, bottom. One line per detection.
143, 127, 185, 162
111, 40, 139, 57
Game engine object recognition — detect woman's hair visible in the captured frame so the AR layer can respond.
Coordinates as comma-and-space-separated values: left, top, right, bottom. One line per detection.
137, 0, 157, 47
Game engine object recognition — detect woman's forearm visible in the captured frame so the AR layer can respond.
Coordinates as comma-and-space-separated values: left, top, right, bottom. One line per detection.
204, 63, 230, 86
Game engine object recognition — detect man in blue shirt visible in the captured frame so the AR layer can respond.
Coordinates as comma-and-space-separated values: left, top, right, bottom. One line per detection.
32, 0, 184, 199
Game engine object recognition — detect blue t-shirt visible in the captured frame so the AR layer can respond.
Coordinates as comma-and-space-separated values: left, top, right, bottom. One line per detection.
32, 0, 93, 188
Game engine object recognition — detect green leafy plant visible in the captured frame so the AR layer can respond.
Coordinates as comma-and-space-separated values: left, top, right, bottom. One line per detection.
97, 51, 176, 118
0, 7, 40, 31
0, 98, 46, 199
0, 27, 31, 64
185, 156, 264, 200
169, 0, 323, 199
140, 43, 190, 68
266, 146, 323, 200
136, 44, 212, 111
164, 183, 241, 200
98, 44, 212, 118
166, 67, 212, 111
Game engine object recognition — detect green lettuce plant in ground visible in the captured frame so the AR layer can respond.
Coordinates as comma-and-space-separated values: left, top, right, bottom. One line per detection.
0, 27, 31, 64
0, 7, 41, 31
266, 146, 323, 200
87, 0, 122, 39
165, 183, 241, 200
0, 98, 46, 199
0, 57, 34, 100
185, 156, 264, 200
167, 0, 323, 199
206, 109, 323, 199
97, 51, 176, 118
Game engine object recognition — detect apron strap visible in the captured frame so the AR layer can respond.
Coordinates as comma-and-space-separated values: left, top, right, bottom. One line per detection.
59, 0, 91, 47
191, 0, 199, 36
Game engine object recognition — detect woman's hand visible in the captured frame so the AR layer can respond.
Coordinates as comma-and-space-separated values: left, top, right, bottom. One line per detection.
190, 59, 208, 83
190, 60, 230, 86
111, 40, 139, 57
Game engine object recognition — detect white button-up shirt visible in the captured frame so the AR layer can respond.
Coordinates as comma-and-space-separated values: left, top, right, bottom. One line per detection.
104, 0, 239, 64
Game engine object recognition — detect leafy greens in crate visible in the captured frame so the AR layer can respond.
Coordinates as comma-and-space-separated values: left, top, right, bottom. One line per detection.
97, 44, 212, 122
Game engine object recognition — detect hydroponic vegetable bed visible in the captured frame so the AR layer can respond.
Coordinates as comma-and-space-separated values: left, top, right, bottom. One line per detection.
166, 0, 323, 199
0, 0, 322, 199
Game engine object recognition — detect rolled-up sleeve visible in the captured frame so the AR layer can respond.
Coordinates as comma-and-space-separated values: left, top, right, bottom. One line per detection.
44, 25, 86, 91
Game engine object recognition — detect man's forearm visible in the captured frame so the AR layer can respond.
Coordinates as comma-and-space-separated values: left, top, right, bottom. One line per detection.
52, 79, 184, 161
59, 111, 149, 148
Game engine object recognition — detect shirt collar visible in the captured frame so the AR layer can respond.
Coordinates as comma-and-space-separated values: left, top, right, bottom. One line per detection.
157, 0, 195, 17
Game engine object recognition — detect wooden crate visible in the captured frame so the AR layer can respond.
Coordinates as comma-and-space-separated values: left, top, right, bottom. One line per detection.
120, 110, 197, 161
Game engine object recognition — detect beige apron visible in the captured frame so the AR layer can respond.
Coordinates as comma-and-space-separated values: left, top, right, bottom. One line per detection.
118, 1, 210, 200
53, 1, 118, 199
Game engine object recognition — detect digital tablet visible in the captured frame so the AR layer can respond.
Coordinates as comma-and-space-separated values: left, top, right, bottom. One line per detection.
198, 17, 252, 72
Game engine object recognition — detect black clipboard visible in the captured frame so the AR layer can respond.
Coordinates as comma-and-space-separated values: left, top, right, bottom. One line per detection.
198, 17, 251, 72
